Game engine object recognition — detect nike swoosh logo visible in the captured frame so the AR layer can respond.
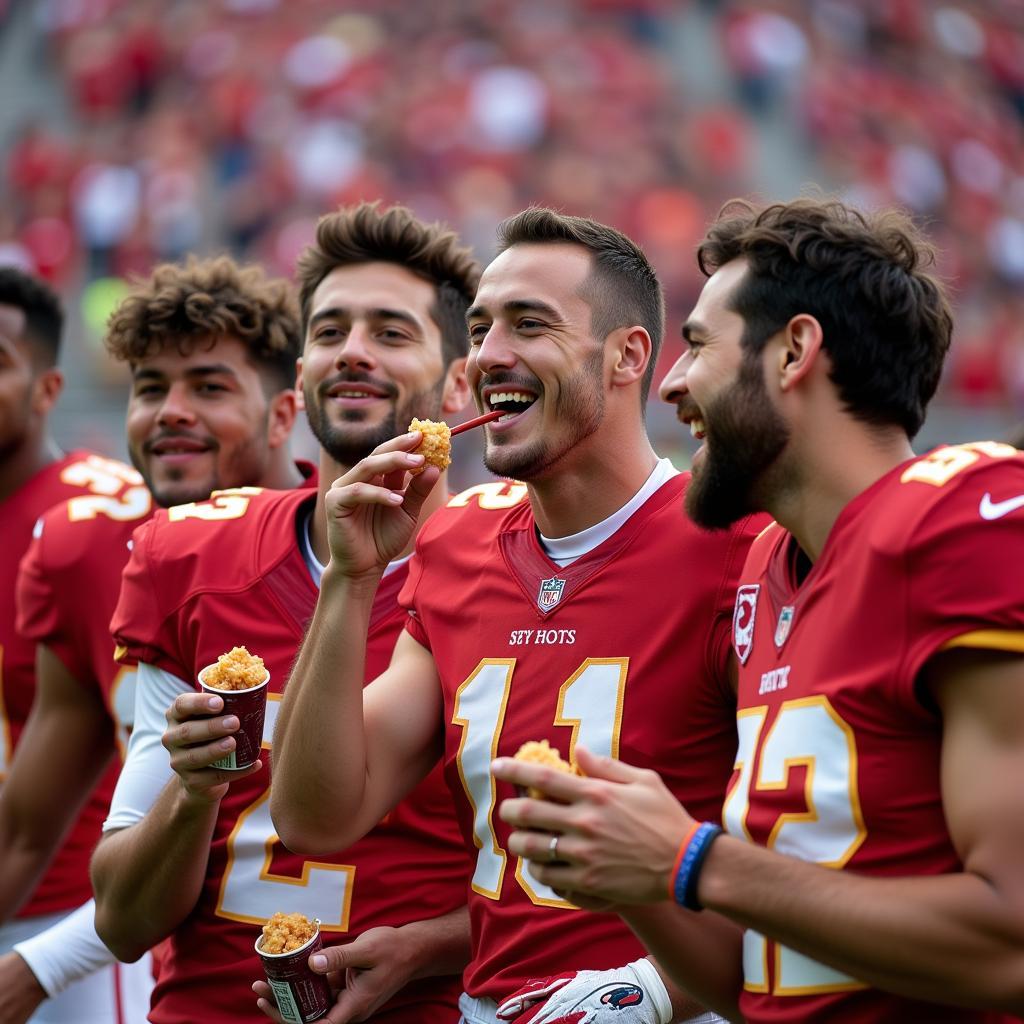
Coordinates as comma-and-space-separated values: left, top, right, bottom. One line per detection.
979, 492, 1024, 520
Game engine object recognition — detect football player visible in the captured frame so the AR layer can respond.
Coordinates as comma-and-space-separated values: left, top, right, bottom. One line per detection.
1, 257, 305, 1023
0, 266, 163, 1023
94, 204, 478, 1023
270, 209, 764, 1024
494, 198, 1024, 1021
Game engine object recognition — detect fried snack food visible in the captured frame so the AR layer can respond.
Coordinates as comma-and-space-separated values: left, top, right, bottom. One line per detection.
259, 912, 318, 954
513, 739, 578, 799
408, 417, 452, 472
201, 646, 267, 691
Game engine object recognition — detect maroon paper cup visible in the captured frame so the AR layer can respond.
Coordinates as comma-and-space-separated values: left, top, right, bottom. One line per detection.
198, 663, 270, 771
255, 921, 331, 1024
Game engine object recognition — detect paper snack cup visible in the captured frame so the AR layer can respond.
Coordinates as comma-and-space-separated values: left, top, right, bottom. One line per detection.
198, 663, 270, 771
255, 921, 331, 1023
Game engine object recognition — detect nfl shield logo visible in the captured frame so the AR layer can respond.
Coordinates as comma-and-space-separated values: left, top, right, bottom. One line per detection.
537, 576, 566, 612
732, 584, 759, 665
774, 605, 795, 648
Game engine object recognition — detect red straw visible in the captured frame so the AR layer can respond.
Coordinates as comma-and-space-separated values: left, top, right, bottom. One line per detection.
450, 409, 504, 436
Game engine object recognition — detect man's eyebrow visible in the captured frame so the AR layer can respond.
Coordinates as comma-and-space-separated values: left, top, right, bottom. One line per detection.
131, 364, 239, 381
310, 306, 424, 332
466, 298, 561, 324
681, 319, 708, 342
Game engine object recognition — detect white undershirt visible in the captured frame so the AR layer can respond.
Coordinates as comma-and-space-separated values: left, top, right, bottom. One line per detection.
538, 458, 678, 567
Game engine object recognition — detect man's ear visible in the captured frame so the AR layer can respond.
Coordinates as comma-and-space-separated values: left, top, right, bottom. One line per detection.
776, 314, 824, 392
32, 367, 63, 417
441, 357, 471, 415
608, 326, 652, 390
293, 358, 305, 411
267, 388, 299, 449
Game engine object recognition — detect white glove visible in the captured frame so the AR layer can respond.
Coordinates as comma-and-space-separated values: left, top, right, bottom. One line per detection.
495, 957, 673, 1024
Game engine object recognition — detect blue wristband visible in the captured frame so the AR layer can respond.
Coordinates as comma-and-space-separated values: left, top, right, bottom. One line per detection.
672, 822, 723, 911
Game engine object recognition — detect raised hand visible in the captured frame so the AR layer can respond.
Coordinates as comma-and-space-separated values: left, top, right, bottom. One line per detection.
322, 432, 440, 581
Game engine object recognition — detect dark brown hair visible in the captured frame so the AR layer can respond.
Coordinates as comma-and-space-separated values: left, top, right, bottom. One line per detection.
295, 202, 481, 366
0, 266, 64, 367
105, 256, 301, 390
497, 207, 665, 409
697, 197, 953, 439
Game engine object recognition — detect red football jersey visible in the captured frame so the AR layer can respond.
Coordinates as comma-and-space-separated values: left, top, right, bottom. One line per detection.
725, 442, 1024, 1024
16, 462, 316, 756
399, 475, 763, 1001
110, 485, 470, 1024
17, 470, 154, 759
0, 450, 141, 917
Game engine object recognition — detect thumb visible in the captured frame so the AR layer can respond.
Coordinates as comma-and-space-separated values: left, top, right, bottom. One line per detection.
574, 746, 645, 783
310, 932, 380, 975
400, 465, 441, 520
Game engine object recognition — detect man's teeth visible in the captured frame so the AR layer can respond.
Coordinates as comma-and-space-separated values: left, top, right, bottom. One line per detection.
690, 419, 706, 438
487, 392, 534, 407
335, 390, 374, 398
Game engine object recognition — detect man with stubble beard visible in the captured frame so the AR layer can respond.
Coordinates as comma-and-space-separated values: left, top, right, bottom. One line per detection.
270, 209, 765, 1024
94, 203, 479, 1024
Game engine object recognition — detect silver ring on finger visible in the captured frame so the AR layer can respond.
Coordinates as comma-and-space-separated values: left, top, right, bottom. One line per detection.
548, 833, 560, 862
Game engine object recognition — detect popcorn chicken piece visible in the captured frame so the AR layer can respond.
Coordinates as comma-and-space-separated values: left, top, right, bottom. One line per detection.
201, 646, 267, 691
259, 912, 318, 954
408, 417, 452, 472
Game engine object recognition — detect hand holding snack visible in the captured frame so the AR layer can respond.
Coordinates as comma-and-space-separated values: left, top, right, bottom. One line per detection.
255, 914, 331, 1023
162, 647, 268, 802
254, 921, 425, 1024
198, 647, 270, 771
322, 433, 439, 581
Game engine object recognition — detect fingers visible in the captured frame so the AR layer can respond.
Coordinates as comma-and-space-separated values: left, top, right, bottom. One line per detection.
491, 757, 593, 803
308, 927, 390, 974
329, 442, 425, 492
252, 981, 286, 1023
165, 691, 225, 726
573, 745, 643, 783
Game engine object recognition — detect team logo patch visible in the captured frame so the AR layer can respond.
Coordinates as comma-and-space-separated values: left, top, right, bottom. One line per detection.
537, 576, 566, 612
599, 984, 644, 1008
733, 584, 760, 664
774, 605, 795, 648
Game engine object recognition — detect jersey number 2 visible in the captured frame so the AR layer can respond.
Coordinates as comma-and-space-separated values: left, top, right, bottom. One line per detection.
216, 695, 354, 929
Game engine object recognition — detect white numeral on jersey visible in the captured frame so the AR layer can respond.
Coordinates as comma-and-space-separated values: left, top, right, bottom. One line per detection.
216, 695, 354, 928
60, 456, 143, 495
447, 481, 529, 510
168, 488, 263, 523
452, 661, 514, 898
454, 657, 627, 909
724, 696, 867, 996
901, 441, 1016, 487
68, 485, 152, 523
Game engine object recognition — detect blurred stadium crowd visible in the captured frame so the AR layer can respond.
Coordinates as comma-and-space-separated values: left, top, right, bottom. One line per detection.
2, 0, 1023, 446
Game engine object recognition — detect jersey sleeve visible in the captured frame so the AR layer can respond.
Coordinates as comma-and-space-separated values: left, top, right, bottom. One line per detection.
398, 544, 433, 651
110, 516, 191, 681
902, 452, 1024, 687
15, 510, 91, 682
